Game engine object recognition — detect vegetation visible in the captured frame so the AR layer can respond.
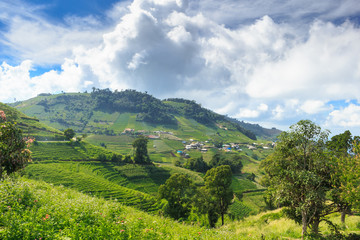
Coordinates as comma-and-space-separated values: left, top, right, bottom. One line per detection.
158, 173, 195, 220
0, 102, 63, 140
202, 165, 233, 226
4, 92, 360, 239
0, 110, 32, 178
261, 120, 360, 239
64, 128, 75, 140
132, 136, 151, 164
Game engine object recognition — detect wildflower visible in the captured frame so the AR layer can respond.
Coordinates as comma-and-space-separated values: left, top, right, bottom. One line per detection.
198, 232, 201, 235
18, 198, 21, 201
34, 200, 38, 203
120, 230, 125, 232
0, 111, 6, 121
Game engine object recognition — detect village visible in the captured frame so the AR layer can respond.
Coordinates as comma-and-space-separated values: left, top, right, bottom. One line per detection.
121, 127, 275, 158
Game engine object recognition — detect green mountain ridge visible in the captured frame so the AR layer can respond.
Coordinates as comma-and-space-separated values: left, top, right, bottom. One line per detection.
9, 89, 280, 141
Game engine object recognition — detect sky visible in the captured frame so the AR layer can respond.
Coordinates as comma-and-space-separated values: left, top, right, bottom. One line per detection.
1, 0, 360, 136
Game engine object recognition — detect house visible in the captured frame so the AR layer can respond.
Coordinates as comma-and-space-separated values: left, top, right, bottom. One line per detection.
123, 128, 134, 134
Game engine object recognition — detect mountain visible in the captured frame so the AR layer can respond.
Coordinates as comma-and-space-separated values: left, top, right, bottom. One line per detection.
226, 117, 282, 141
0, 102, 63, 140
9, 89, 280, 141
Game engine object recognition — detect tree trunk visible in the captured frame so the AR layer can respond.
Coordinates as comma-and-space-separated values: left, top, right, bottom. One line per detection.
221, 213, 224, 225
301, 210, 308, 239
341, 209, 346, 224
311, 218, 320, 236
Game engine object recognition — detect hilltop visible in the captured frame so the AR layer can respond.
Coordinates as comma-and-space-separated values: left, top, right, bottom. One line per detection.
9, 89, 280, 141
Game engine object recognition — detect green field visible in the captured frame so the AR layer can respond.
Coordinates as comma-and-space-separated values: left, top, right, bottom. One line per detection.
30, 141, 117, 161
24, 162, 160, 212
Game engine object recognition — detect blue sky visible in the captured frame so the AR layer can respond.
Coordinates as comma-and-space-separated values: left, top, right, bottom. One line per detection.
1, 0, 360, 136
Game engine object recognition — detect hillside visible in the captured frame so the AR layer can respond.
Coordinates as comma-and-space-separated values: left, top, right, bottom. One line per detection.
2, 177, 359, 239
9, 89, 280, 140
0, 102, 63, 140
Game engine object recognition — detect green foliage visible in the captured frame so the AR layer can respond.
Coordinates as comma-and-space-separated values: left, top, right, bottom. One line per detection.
184, 156, 208, 173
91, 88, 176, 125
203, 165, 233, 226
0, 111, 32, 178
209, 152, 243, 174
228, 200, 252, 220
29, 141, 116, 161
0, 102, 63, 140
132, 136, 151, 164
158, 173, 195, 220
64, 128, 75, 140
24, 162, 159, 212
328, 131, 359, 224
261, 120, 332, 237
0, 177, 233, 240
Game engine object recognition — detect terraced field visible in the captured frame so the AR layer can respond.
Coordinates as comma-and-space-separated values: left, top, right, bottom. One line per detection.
30, 141, 116, 161
24, 162, 160, 212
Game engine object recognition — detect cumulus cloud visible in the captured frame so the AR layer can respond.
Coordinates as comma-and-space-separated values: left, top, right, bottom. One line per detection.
0, 0, 107, 65
327, 103, 360, 127
1, 0, 360, 134
300, 100, 330, 114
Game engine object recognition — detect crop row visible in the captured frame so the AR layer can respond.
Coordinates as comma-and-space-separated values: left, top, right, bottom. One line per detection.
25, 162, 160, 212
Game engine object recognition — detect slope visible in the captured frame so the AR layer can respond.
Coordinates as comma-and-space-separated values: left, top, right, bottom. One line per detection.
2, 177, 359, 239
0, 102, 63, 140
9, 89, 260, 140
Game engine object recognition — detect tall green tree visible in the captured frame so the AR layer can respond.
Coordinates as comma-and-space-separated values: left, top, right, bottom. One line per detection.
327, 130, 358, 224
0, 110, 32, 178
132, 136, 151, 164
203, 165, 233, 226
261, 120, 332, 238
330, 138, 360, 224
158, 173, 194, 220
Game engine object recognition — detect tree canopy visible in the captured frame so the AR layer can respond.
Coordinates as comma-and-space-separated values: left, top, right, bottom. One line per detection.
0, 110, 32, 178
203, 165, 233, 226
261, 120, 331, 238
158, 173, 195, 220
132, 136, 151, 164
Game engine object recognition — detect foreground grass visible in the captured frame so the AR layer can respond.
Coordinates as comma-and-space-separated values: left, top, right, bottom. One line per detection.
0, 177, 232, 240
1, 177, 359, 239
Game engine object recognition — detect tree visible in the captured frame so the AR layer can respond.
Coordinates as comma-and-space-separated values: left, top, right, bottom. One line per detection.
330, 137, 360, 224
209, 152, 243, 174
132, 136, 151, 164
203, 165, 233, 226
64, 128, 75, 140
261, 120, 331, 238
0, 110, 32, 178
327, 130, 357, 224
158, 173, 194, 220
184, 156, 208, 173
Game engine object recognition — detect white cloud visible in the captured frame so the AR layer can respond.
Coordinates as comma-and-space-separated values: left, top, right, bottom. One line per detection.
1, 0, 360, 135
327, 104, 360, 127
300, 100, 329, 114
246, 20, 360, 102
0, 0, 108, 65
234, 103, 268, 119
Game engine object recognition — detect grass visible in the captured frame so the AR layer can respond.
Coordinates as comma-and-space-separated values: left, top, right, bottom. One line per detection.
24, 162, 160, 212
2, 177, 359, 240
0, 102, 63, 140
0, 177, 223, 239
30, 141, 116, 161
